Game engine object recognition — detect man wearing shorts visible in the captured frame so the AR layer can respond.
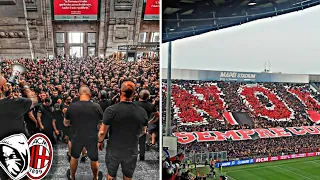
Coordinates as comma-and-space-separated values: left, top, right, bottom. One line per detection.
65, 86, 103, 180
134, 89, 157, 160
98, 80, 148, 180
62, 96, 72, 160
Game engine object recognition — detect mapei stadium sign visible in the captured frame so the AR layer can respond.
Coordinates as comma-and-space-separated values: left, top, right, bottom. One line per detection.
219, 71, 258, 82
220, 72, 256, 79
173, 126, 320, 144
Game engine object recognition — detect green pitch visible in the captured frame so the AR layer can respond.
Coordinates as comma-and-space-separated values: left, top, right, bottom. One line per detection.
190, 156, 320, 180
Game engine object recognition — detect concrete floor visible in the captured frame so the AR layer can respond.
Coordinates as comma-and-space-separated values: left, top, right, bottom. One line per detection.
45, 141, 159, 180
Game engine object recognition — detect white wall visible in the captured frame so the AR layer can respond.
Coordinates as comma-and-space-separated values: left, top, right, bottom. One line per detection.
161, 5, 320, 74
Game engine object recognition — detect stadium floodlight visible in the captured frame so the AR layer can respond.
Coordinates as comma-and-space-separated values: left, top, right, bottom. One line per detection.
248, 0, 257, 6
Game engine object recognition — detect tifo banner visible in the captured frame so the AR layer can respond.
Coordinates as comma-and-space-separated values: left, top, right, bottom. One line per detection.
173, 126, 320, 144
217, 152, 320, 168
144, 0, 159, 20
216, 159, 254, 168
54, 0, 99, 20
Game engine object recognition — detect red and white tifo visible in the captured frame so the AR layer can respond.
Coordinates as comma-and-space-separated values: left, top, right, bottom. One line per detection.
27, 133, 53, 180
170, 83, 320, 125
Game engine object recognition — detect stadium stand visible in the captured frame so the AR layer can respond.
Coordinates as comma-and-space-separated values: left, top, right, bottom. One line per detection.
163, 80, 320, 159
162, 0, 320, 42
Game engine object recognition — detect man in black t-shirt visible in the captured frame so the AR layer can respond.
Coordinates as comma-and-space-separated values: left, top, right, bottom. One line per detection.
51, 90, 62, 105
98, 90, 111, 112
98, 81, 148, 180
134, 89, 156, 161
72, 96, 80, 103
52, 103, 64, 141
37, 98, 57, 144
98, 90, 111, 140
69, 93, 89, 162
62, 96, 72, 158
0, 76, 38, 179
24, 106, 38, 136
65, 86, 103, 180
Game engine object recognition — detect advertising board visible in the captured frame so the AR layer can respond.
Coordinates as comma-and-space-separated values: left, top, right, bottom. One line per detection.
215, 159, 254, 168
144, 0, 159, 20
217, 152, 320, 168
54, 0, 99, 21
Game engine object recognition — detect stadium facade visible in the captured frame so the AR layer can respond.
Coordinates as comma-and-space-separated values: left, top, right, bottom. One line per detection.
162, 68, 320, 84
0, 0, 159, 59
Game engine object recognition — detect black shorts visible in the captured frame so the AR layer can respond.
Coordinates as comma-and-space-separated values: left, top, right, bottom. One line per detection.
148, 124, 159, 134
71, 140, 98, 161
105, 148, 138, 178
64, 126, 70, 137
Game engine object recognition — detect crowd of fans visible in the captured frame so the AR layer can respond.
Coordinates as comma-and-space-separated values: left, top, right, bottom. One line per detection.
1, 56, 160, 149
163, 80, 320, 169
180, 135, 320, 159
163, 80, 314, 134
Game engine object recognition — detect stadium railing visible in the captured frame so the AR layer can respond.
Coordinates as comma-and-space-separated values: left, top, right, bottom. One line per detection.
216, 152, 320, 168
181, 151, 228, 164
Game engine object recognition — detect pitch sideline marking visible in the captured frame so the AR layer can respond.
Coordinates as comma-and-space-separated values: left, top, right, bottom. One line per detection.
275, 165, 315, 180
225, 173, 237, 180
224, 160, 320, 173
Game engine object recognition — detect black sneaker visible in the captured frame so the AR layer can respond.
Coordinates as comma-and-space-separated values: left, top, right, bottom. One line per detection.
146, 143, 151, 151
98, 171, 103, 180
150, 144, 157, 150
154, 143, 159, 151
81, 155, 87, 163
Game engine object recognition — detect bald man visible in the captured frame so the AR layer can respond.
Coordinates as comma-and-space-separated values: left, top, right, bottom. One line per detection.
134, 89, 157, 160
0, 75, 37, 179
64, 86, 103, 180
98, 80, 148, 180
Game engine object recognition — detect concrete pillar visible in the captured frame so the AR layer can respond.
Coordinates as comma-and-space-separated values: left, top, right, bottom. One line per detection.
98, 0, 106, 58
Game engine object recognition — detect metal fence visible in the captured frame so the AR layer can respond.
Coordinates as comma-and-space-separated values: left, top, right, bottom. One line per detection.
182, 151, 228, 164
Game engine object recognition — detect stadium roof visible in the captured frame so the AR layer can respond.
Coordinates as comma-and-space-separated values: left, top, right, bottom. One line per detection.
162, 0, 320, 43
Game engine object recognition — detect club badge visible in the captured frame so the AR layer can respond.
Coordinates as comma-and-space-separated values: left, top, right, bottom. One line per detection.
0, 134, 30, 180
0, 133, 53, 180
27, 133, 53, 179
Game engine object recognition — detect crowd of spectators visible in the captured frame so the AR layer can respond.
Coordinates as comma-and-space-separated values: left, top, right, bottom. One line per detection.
163, 80, 314, 133
163, 80, 320, 163
2, 57, 159, 102
1, 57, 160, 146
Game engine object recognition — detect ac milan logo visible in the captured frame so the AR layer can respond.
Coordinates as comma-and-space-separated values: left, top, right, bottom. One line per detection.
27, 133, 53, 179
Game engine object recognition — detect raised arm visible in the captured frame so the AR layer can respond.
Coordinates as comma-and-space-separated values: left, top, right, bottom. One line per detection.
19, 80, 38, 108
